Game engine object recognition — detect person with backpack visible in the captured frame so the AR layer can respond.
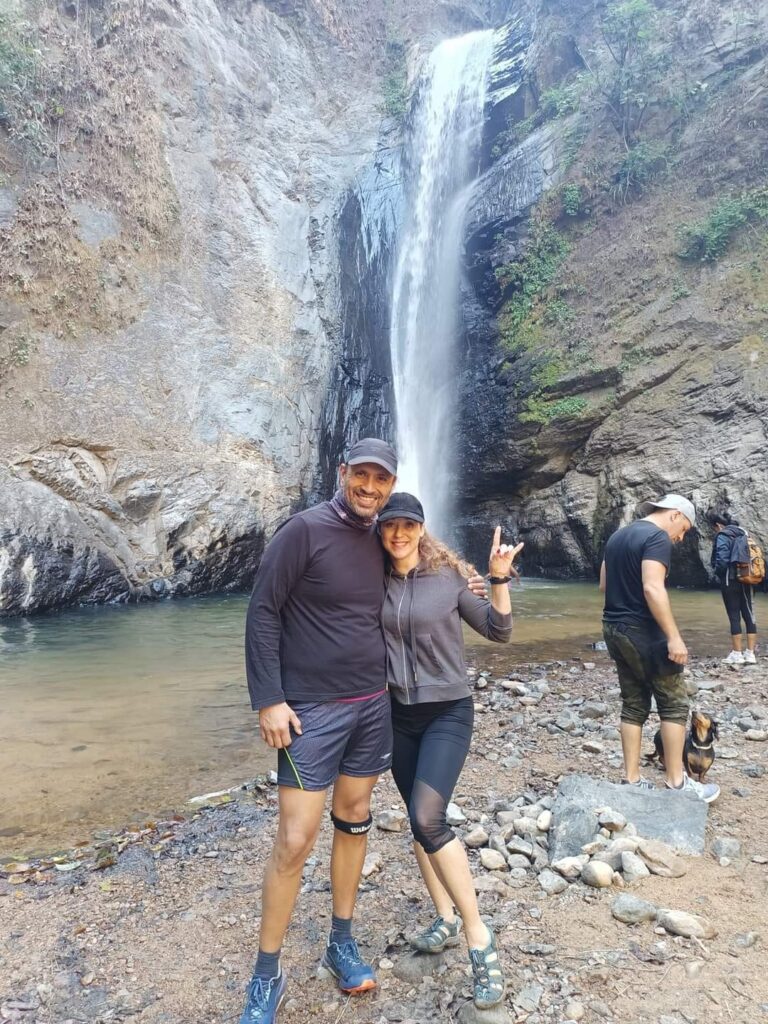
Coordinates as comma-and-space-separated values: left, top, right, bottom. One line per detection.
709, 512, 759, 664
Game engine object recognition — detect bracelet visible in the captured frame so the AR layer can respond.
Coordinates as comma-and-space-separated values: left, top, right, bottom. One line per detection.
488, 575, 512, 584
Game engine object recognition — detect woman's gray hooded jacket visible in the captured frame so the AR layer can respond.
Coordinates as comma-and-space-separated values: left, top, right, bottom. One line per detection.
381, 565, 513, 705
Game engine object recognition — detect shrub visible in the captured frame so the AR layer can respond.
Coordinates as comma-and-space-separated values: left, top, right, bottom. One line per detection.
382, 40, 407, 122
677, 190, 768, 262
495, 225, 571, 343
612, 140, 669, 201
561, 184, 584, 217
520, 395, 589, 425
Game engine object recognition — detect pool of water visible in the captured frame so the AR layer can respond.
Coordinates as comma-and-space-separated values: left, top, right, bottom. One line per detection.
0, 581, 752, 856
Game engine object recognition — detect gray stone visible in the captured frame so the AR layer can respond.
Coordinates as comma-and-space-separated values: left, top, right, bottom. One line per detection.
457, 1001, 513, 1024
711, 836, 741, 860
506, 837, 534, 858
597, 808, 627, 832
392, 952, 448, 984
376, 809, 407, 832
742, 764, 766, 778
464, 826, 489, 848
446, 802, 467, 826
513, 983, 544, 1013
734, 932, 760, 949
612, 893, 658, 924
745, 730, 768, 742
656, 908, 716, 940
550, 774, 707, 861
551, 855, 588, 879
637, 839, 688, 878
71, 202, 122, 247
580, 701, 609, 719
479, 848, 508, 871
621, 851, 651, 882
538, 868, 569, 895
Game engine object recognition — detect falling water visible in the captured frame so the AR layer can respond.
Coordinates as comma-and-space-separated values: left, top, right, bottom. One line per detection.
390, 30, 494, 539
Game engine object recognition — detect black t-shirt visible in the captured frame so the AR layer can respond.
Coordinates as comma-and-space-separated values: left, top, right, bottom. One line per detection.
602, 520, 672, 627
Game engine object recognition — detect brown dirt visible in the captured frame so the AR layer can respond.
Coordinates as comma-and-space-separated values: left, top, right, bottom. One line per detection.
2, 653, 768, 1024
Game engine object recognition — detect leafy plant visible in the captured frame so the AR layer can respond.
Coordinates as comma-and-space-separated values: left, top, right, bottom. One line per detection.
561, 184, 584, 217
0, 3, 50, 150
382, 40, 408, 122
495, 225, 571, 344
520, 394, 588, 425
612, 140, 669, 202
583, 0, 668, 148
677, 190, 768, 262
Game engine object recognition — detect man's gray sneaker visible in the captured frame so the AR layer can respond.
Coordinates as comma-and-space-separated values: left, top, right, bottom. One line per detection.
666, 774, 720, 803
410, 915, 462, 953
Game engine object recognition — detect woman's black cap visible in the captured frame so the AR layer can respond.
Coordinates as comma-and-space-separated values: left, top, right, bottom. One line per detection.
378, 492, 425, 524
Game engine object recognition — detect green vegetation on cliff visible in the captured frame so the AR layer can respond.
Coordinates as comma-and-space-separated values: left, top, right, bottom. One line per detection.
677, 189, 768, 262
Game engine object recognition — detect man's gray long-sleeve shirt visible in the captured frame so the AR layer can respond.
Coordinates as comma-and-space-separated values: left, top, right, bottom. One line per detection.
245, 501, 387, 710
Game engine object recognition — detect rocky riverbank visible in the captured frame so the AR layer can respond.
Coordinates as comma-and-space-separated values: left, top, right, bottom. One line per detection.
2, 652, 768, 1024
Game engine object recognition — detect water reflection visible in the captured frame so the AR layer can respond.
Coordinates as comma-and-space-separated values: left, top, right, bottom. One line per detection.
0, 582, 755, 856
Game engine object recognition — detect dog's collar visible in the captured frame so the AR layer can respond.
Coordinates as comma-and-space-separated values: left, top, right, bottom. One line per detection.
690, 740, 714, 751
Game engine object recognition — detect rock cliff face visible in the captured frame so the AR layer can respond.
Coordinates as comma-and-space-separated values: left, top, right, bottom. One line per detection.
1, 0, 766, 614
0, 0, 483, 613
454, 0, 768, 583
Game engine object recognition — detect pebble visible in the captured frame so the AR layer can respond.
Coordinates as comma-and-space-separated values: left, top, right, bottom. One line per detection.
684, 960, 705, 979
446, 802, 467, 825
479, 848, 508, 871
464, 826, 489, 848
734, 931, 759, 948
565, 1001, 585, 1021
637, 839, 687, 878
551, 855, 588, 879
361, 852, 383, 878
376, 809, 407, 832
745, 729, 768, 741
656, 908, 716, 940
581, 860, 614, 888
611, 893, 658, 924
507, 837, 534, 858
513, 983, 544, 1013
711, 836, 741, 860
621, 850, 651, 882
597, 808, 626, 832
582, 740, 605, 753
536, 810, 552, 832
538, 868, 569, 895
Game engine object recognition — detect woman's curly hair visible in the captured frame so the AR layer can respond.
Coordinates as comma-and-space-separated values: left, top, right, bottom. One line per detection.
417, 531, 478, 578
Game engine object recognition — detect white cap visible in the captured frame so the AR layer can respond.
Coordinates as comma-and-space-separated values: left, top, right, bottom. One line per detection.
637, 493, 696, 528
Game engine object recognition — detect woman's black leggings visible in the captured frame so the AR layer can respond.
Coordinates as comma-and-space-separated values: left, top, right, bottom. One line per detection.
390, 695, 473, 855
721, 579, 757, 635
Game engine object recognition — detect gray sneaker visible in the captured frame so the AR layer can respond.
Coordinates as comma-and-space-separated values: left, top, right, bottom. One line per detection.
621, 777, 655, 790
667, 775, 720, 803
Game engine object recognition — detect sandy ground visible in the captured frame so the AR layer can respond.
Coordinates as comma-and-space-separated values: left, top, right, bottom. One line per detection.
2, 652, 768, 1024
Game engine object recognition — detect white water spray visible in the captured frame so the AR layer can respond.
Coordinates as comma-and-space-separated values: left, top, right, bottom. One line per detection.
390, 31, 494, 539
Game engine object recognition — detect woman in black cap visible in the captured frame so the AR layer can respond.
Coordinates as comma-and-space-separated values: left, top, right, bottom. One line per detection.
378, 492, 522, 1009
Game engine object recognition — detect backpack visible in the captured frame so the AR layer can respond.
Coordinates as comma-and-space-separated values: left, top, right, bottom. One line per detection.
734, 534, 766, 586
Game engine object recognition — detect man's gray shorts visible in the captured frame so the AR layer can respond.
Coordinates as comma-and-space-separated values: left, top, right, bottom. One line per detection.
276, 690, 392, 791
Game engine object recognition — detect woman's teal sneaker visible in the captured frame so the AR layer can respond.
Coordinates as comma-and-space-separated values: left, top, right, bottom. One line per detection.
320, 937, 377, 994
238, 971, 287, 1023
410, 915, 463, 953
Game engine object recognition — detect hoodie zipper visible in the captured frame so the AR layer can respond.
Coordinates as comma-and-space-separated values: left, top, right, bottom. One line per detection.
395, 579, 411, 705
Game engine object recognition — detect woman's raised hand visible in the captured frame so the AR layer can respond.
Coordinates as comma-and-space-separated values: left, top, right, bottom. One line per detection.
489, 526, 524, 582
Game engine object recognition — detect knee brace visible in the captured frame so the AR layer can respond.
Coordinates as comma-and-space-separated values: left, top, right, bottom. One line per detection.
330, 811, 372, 836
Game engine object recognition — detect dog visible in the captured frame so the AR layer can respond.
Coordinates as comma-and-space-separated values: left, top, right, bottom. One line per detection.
649, 711, 719, 782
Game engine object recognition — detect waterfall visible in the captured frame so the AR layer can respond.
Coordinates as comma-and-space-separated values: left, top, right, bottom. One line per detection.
390, 30, 494, 540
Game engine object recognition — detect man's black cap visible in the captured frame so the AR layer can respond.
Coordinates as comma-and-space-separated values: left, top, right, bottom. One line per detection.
345, 437, 398, 477
378, 492, 425, 524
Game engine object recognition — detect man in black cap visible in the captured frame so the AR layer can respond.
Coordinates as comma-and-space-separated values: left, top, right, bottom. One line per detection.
239, 439, 398, 1023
